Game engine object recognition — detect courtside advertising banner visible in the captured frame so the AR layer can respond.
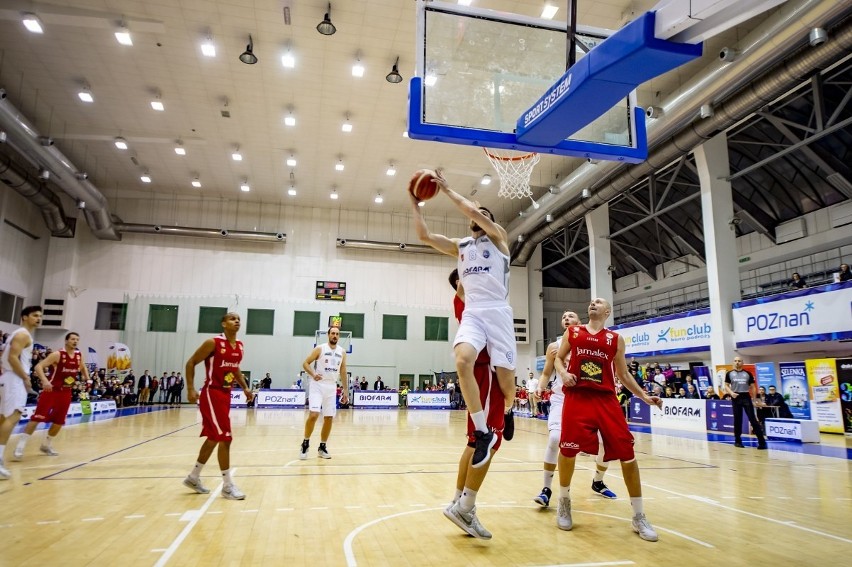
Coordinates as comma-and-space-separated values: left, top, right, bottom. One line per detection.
106, 342, 132, 378
706, 399, 735, 433
230, 389, 248, 407
629, 397, 650, 424
613, 308, 711, 357
256, 389, 306, 408
649, 398, 705, 432
353, 391, 399, 409
836, 358, 852, 434
755, 362, 777, 389
779, 362, 811, 419
407, 392, 451, 409
732, 283, 852, 347
805, 358, 843, 434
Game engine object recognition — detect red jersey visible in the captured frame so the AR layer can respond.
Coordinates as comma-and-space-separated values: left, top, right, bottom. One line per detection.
453, 295, 490, 365
203, 335, 244, 390
565, 325, 619, 393
52, 349, 82, 389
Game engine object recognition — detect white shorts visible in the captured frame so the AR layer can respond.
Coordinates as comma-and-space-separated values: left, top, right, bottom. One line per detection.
0, 372, 28, 418
548, 392, 564, 432
453, 303, 517, 370
309, 381, 337, 417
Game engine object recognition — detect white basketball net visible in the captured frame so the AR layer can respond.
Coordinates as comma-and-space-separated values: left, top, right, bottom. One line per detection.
483, 148, 541, 200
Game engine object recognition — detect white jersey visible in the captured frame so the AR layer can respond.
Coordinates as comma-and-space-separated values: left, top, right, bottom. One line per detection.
458, 235, 510, 306
0, 327, 33, 377
547, 336, 564, 431
313, 343, 344, 384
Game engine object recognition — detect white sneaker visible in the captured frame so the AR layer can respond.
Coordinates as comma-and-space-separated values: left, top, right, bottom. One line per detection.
0, 463, 10, 480
556, 497, 573, 531
632, 513, 659, 542
183, 475, 210, 494
40, 445, 59, 457
318, 444, 331, 459
222, 484, 246, 500
299, 440, 309, 460
442, 502, 492, 539
12, 445, 25, 461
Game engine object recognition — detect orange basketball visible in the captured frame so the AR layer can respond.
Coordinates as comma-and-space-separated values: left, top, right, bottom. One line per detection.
408, 169, 440, 202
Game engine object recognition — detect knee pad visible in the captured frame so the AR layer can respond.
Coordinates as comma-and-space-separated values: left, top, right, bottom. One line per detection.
544, 429, 560, 464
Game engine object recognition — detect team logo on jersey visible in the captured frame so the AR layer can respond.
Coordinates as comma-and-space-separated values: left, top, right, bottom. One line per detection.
220, 349, 226, 354
224, 372, 234, 384
468, 249, 477, 261
606, 333, 614, 345
579, 360, 603, 383
483, 250, 490, 259
64, 376, 75, 385
506, 351, 514, 363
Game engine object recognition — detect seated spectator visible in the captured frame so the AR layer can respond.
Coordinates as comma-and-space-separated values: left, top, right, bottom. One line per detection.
664, 386, 675, 398
683, 374, 700, 396
675, 387, 686, 399
684, 384, 701, 399
662, 364, 676, 385
838, 263, 851, 282
653, 367, 666, 387
789, 272, 806, 289
653, 384, 666, 398
705, 385, 720, 400
765, 385, 794, 418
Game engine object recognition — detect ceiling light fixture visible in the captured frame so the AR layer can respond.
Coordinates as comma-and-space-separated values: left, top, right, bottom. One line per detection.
335, 159, 345, 171
417, 200, 425, 207
115, 23, 132, 46
284, 108, 296, 126
140, 173, 151, 183
386, 56, 403, 83
286, 155, 297, 167
232, 147, 243, 161
22, 13, 44, 34
541, 5, 559, 19
288, 187, 297, 196
374, 193, 384, 204
386, 163, 396, 176
240, 180, 250, 192
201, 36, 216, 57
330, 187, 339, 200
402, 131, 408, 138
281, 43, 295, 68
480, 174, 492, 185
114, 137, 128, 150
341, 114, 353, 133
150, 93, 165, 111
317, 3, 336, 36
174, 141, 186, 155
191, 178, 202, 188
239, 35, 258, 64
77, 85, 94, 103
424, 74, 437, 87
458, 1, 473, 6
352, 52, 365, 77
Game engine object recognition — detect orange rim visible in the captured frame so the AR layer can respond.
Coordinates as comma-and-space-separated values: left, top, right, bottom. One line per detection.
483, 148, 538, 161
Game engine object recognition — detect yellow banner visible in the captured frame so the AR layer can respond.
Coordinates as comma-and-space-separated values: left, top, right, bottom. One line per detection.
805, 358, 843, 434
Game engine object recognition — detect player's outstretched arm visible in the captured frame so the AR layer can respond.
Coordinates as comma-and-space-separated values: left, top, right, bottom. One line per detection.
185, 338, 215, 404
303, 347, 323, 381
34, 351, 61, 391
410, 192, 459, 257
538, 341, 558, 394
615, 336, 662, 408
434, 173, 509, 255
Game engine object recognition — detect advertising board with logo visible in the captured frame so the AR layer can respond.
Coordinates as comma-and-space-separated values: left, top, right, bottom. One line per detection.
805, 358, 843, 434
732, 284, 852, 348
779, 362, 810, 419
649, 398, 705, 432
407, 392, 451, 409
628, 398, 650, 424
613, 308, 712, 358
755, 362, 777, 389
256, 389, 306, 408
764, 418, 820, 443
705, 399, 735, 433
353, 391, 399, 409
838, 357, 852, 435
230, 389, 248, 407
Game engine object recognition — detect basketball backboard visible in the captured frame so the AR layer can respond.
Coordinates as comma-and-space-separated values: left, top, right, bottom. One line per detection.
315, 329, 353, 354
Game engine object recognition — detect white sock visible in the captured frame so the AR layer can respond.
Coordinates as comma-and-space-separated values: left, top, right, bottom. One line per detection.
221, 468, 233, 486
453, 488, 463, 503
44, 435, 54, 448
0, 444, 5, 464
560, 485, 571, 499
17, 433, 31, 450
543, 470, 555, 490
593, 468, 606, 483
190, 461, 204, 480
458, 487, 477, 513
470, 411, 487, 433
631, 497, 644, 516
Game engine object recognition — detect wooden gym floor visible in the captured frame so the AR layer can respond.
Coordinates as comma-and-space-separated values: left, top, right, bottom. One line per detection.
1, 407, 850, 566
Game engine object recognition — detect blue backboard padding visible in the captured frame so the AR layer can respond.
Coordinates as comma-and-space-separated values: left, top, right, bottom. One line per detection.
407, 77, 648, 163
516, 11, 702, 147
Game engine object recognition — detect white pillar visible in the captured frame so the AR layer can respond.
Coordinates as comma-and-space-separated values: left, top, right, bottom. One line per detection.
528, 243, 544, 357
693, 133, 738, 370
585, 202, 614, 326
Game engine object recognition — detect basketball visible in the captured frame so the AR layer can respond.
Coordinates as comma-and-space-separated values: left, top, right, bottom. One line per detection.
408, 169, 440, 202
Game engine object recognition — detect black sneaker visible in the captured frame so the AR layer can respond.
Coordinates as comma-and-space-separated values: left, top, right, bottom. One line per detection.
757, 443, 768, 450
299, 439, 310, 460
471, 430, 498, 469
734, 441, 745, 448
503, 410, 514, 441
591, 480, 617, 499
534, 486, 552, 507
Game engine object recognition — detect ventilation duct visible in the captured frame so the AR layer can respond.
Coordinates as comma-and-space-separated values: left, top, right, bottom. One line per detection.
0, 150, 73, 237
0, 89, 118, 240
509, 0, 852, 265
116, 223, 286, 243
336, 238, 440, 255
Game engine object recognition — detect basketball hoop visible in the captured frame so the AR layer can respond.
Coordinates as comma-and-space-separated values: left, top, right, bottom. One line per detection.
483, 148, 540, 200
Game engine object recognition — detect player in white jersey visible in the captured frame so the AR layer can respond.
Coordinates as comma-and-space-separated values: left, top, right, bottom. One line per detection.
411, 171, 516, 469
533, 310, 616, 506
0, 305, 42, 479
300, 327, 349, 459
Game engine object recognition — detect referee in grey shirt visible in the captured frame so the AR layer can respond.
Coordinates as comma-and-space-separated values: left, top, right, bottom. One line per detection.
724, 356, 768, 450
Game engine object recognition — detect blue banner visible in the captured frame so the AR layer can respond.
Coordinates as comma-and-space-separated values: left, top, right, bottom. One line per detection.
628, 398, 650, 424
694, 366, 711, 396
755, 362, 777, 390
706, 399, 735, 433
779, 361, 810, 419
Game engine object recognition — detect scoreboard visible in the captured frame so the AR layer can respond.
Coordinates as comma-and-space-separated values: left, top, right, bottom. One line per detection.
316, 280, 346, 301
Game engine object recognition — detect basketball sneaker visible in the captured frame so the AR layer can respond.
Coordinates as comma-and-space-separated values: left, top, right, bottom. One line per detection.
556, 497, 573, 530
632, 513, 659, 542
503, 409, 514, 441
318, 443, 331, 459
40, 445, 59, 457
183, 475, 210, 494
12, 445, 24, 461
0, 463, 10, 480
534, 486, 552, 507
222, 484, 246, 500
591, 480, 617, 499
299, 439, 310, 460
442, 502, 492, 539
471, 429, 498, 469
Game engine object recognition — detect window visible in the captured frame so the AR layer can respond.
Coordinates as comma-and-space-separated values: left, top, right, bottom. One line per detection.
425, 316, 449, 341
148, 304, 178, 332
95, 302, 127, 331
339, 312, 365, 338
382, 314, 407, 340
0, 291, 24, 324
293, 311, 320, 337
247, 308, 275, 335
198, 306, 227, 334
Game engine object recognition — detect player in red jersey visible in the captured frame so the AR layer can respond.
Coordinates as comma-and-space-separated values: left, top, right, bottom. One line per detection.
443, 269, 505, 540
553, 298, 663, 542
13, 332, 89, 459
183, 312, 253, 500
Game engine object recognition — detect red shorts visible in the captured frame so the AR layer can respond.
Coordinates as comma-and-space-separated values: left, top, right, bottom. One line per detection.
466, 362, 505, 451
199, 387, 233, 442
560, 388, 634, 462
31, 389, 73, 425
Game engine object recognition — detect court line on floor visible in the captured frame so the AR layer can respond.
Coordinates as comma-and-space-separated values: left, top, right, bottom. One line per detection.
153, 473, 228, 567
342, 505, 712, 567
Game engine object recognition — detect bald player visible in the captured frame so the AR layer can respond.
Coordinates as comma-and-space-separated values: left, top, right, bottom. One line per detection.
553, 298, 662, 542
